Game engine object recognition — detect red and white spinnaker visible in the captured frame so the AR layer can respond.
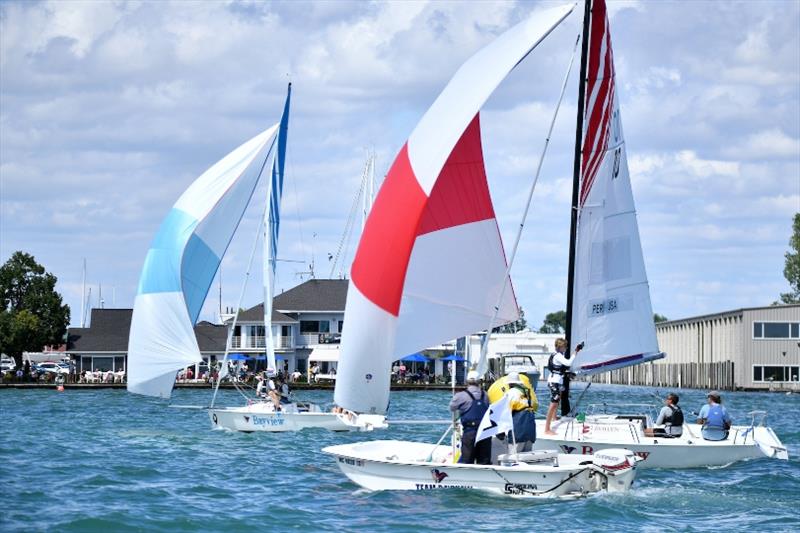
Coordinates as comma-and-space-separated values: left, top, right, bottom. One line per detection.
334, 4, 575, 414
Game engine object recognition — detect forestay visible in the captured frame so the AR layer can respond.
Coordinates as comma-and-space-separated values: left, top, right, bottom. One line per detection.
128, 124, 279, 398
334, 4, 575, 415
569, 0, 663, 374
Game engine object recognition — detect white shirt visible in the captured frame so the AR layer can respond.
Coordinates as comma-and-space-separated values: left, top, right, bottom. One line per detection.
547, 352, 572, 386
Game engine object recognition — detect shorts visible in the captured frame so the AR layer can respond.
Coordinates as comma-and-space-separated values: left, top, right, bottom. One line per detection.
548, 382, 563, 403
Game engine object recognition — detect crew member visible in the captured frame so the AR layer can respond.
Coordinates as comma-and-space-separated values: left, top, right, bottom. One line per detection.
697, 391, 731, 441
644, 393, 684, 437
449, 370, 490, 464
544, 338, 575, 435
505, 372, 538, 452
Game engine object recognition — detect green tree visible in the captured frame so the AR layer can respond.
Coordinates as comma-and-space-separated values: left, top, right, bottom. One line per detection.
0, 252, 70, 367
493, 307, 528, 333
780, 213, 800, 304
539, 310, 566, 334
654, 313, 669, 323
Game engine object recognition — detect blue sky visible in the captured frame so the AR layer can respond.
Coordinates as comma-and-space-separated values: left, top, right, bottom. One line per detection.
1, 0, 798, 330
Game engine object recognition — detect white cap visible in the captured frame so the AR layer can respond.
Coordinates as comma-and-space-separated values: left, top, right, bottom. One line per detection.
466, 370, 480, 382
506, 372, 523, 385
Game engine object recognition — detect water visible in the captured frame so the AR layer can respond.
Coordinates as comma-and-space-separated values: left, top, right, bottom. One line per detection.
1, 384, 798, 532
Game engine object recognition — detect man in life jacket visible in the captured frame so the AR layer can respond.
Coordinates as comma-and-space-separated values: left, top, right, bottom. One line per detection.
544, 338, 576, 435
449, 370, 491, 464
697, 391, 732, 441
644, 393, 684, 437
503, 372, 538, 452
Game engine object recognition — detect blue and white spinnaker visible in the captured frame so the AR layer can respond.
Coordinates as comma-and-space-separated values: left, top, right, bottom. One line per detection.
127, 124, 279, 398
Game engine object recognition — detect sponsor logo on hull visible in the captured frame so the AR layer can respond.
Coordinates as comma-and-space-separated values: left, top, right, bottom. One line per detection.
252, 415, 285, 427
415, 483, 473, 490
504, 483, 539, 495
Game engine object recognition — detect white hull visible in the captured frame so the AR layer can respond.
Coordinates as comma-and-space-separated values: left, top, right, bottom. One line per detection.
208, 402, 387, 433
323, 440, 640, 499
534, 417, 788, 469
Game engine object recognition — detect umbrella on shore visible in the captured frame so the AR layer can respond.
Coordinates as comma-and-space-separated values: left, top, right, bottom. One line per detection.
440, 354, 465, 362
400, 353, 430, 363
227, 353, 248, 361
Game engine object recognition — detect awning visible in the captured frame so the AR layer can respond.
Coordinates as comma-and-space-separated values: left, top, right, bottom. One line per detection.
308, 347, 340, 363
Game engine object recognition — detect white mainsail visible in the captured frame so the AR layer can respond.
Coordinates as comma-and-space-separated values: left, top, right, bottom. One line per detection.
334, 4, 575, 415
569, 0, 663, 374
128, 125, 279, 398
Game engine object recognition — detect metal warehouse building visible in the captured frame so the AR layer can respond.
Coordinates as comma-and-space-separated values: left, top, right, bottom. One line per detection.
600, 304, 800, 391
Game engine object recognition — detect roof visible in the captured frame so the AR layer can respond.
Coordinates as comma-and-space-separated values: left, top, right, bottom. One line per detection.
656, 304, 800, 328
273, 279, 349, 312
235, 305, 299, 323
67, 309, 228, 353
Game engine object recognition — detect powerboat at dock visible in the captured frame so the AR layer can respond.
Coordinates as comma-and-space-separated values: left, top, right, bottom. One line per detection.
323, 440, 641, 498
533, 407, 788, 468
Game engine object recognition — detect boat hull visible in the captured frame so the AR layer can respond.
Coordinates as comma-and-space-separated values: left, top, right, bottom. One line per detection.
323, 440, 639, 498
208, 403, 387, 433
534, 418, 788, 468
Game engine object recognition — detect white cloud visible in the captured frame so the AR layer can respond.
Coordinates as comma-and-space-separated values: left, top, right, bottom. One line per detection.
1, 0, 798, 330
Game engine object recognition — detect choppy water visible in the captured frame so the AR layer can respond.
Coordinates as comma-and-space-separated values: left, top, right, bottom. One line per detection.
1, 384, 798, 532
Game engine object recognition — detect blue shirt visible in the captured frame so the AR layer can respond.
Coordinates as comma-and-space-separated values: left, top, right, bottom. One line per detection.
699, 402, 731, 424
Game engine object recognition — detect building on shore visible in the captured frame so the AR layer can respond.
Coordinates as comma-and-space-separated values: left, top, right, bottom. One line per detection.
597, 304, 800, 392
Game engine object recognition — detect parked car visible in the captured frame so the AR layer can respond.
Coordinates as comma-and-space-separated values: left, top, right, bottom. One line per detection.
35, 361, 70, 375
0, 358, 16, 373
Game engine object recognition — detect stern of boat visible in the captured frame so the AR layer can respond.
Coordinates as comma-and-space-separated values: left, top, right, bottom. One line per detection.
590, 448, 640, 493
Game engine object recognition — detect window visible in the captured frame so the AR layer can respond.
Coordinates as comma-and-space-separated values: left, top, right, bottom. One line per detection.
753, 322, 799, 339
752, 365, 800, 382
338, 320, 344, 334
249, 325, 265, 337
300, 321, 330, 334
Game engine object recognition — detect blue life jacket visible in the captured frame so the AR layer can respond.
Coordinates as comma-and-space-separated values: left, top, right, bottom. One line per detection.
704, 404, 727, 429
511, 409, 537, 443
460, 389, 488, 429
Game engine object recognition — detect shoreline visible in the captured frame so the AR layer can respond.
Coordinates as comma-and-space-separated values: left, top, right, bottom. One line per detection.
0, 382, 457, 391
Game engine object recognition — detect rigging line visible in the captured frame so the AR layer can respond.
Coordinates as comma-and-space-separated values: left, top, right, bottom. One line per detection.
476, 32, 582, 375
286, 140, 308, 279
329, 160, 369, 278
210, 199, 269, 409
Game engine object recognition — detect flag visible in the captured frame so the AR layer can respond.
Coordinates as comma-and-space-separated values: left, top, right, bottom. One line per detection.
475, 394, 514, 443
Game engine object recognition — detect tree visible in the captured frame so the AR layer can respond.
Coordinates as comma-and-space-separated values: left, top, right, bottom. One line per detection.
0, 252, 70, 367
780, 213, 800, 304
539, 310, 566, 334
653, 313, 669, 323
493, 307, 528, 333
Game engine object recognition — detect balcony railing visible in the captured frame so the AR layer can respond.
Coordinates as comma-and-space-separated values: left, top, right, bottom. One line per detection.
230, 336, 294, 350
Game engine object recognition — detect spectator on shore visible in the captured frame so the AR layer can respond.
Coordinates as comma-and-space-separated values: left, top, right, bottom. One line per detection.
186, 367, 194, 381
15, 368, 23, 382
399, 364, 407, 383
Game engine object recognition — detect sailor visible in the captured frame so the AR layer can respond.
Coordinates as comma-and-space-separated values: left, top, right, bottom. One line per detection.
255, 374, 267, 399
503, 372, 538, 452
449, 370, 491, 465
277, 376, 291, 403
644, 393, 684, 437
265, 370, 282, 410
697, 391, 731, 441
544, 338, 574, 436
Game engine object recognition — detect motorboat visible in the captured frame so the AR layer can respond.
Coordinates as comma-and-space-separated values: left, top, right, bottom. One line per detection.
323, 440, 640, 498
533, 406, 788, 468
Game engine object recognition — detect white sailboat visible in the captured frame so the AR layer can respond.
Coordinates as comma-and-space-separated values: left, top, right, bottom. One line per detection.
324, 2, 641, 498
529, 0, 788, 467
126, 85, 385, 432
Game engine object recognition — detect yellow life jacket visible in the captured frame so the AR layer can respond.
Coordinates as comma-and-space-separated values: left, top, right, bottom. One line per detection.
487, 374, 538, 413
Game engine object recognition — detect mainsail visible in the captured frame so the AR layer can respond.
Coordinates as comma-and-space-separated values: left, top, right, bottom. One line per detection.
334, 4, 575, 414
128, 124, 280, 398
568, 0, 664, 375
264, 84, 291, 372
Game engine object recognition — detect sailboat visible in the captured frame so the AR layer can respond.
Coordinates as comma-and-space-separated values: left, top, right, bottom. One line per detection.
323, 2, 642, 497
127, 85, 385, 432
528, 0, 788, 467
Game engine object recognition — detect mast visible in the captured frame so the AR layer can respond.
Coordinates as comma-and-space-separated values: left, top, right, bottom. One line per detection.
81, 258, 86, 327
563, 0, 591, 415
